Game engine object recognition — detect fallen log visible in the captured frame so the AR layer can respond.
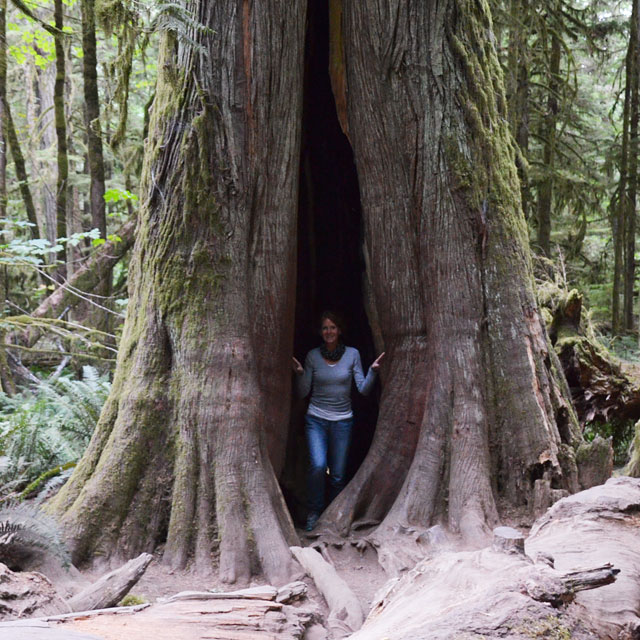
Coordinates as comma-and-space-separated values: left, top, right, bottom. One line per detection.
290, 545, 363, 638
526, 476, 640, 638
4, 219, 135, 351
67, 552, 152, 612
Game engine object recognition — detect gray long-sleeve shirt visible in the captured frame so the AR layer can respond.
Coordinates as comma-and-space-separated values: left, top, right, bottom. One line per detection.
296, 346, 376, 420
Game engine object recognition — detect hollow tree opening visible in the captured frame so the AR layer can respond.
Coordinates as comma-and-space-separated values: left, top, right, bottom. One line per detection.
282, 0, 378, 520
48, 0, 603, 587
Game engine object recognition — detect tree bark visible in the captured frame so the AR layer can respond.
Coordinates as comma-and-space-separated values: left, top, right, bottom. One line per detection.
0, 0, 6, 224
51, 0, 582, 582
50, 1, 306, 585
630, 0, 640, 336
53, 0, 68, 280
321, 0, 580, 542
536, 32, 561, 257
81, 0, 106, 240
4, 102, 40, 238
505, 0, 531, 221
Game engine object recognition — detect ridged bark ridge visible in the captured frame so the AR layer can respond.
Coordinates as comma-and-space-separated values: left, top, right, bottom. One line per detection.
50, 0, 306, 585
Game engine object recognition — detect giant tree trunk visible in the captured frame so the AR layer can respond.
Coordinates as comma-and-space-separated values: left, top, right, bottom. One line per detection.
321, 0, 581, 542
50, 1, 306, 585
52, 0, 582, 583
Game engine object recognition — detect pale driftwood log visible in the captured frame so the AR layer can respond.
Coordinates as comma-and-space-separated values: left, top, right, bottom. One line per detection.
350, 546, 617, 640
40, 603, 150, 621
290, 545, 363, 638
0, 619, 103, 640
67, 552, 152, 612
526, 476, 640, 638
0, 598, 315, 640
161, 585, 279, 603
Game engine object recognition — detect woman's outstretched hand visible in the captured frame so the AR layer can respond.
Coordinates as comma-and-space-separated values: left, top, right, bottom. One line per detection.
292, 357, 304, 375
371, 352, 386, 371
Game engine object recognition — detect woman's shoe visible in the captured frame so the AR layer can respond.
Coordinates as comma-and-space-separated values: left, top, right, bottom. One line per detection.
305, 512, 320, 531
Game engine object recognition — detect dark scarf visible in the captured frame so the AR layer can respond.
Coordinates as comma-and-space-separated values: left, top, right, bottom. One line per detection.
320, 342, 346, 362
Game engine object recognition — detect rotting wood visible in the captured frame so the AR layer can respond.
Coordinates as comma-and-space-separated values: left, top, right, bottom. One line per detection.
523, 564, 619, 606
276, 581, 307, 603
67, 552, 152, 611
58, 597, 314, 640
39, 602, 150, 621
492, 526, 525, 555
161, 585, 278, 603
290, 545, 363, 638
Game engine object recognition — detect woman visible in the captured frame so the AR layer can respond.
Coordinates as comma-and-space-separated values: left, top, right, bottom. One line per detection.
292, 311, 384, 531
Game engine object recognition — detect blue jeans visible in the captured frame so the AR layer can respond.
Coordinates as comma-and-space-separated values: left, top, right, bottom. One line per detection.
305, 415, 353, 514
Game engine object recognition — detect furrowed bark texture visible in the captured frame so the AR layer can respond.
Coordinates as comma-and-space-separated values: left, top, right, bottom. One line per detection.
53, 0, 68, 276
322, 0, 580, 540
50, 0, 306, 585
81, 0, 106, 239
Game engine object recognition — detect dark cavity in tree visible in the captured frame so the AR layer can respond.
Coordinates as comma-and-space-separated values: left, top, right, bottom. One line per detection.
282, 0, 378, 521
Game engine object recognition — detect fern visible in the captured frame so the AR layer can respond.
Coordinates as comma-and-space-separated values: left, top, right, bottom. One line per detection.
0, 502, 70, 569
0, 368, 110, 499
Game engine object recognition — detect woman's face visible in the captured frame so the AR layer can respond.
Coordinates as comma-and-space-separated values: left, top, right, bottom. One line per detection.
321, 318, 340, 347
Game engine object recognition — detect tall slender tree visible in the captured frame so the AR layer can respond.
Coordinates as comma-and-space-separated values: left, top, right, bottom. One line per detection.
0, 0, 6, 224
53, 0, 68, 280
81, 0, 106, 240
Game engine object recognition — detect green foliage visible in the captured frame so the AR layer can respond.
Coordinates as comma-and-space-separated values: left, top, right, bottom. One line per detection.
119, 594, 148, 606
0, 218, 101, 266
584, 418, 634, 467
0, 366, 110, 498
0, 501, 70, 568
515, 615, 572, 640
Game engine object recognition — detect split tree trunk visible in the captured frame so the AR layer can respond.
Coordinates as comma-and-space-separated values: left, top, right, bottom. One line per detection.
50, 1, 306, 585
321, 0, 581, 542
52, 0, 583, 582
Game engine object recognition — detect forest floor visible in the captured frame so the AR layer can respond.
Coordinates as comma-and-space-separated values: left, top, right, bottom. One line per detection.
45, 529, 387, 640
113, 529, 386, 611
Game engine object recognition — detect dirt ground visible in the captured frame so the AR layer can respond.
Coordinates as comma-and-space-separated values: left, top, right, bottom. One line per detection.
52, 527, 388, 640
124, 530, 386, 611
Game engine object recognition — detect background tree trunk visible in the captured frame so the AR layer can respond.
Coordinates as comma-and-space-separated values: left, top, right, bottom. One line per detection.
624, 0, 638, 333
536, 32, 561, 257
53, 0, 68, 281
81, 0, 106, 240
80, 0, 111, 336
4, 104, 39, 238
50, 0, 306, 585
0, 0, 6, 223
321, 0, 581, 542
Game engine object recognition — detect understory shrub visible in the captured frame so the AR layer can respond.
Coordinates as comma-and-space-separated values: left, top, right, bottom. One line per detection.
0, 366, 110, 499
